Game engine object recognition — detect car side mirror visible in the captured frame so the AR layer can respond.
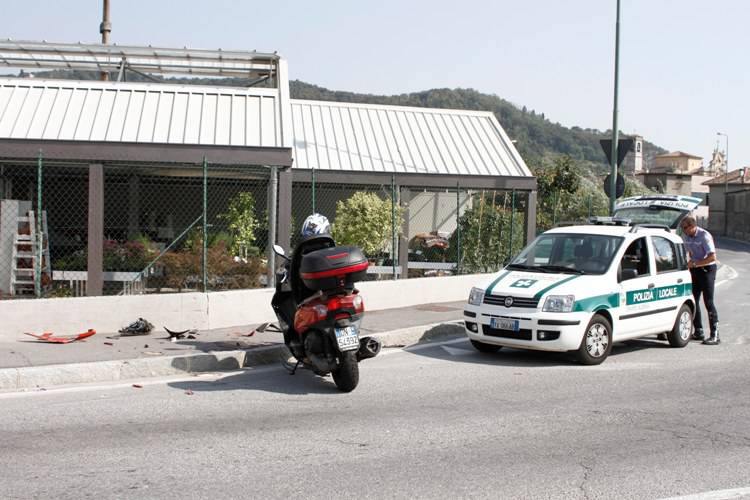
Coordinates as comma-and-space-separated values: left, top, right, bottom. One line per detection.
619, 268, 638, 282
273, 244, 286, 257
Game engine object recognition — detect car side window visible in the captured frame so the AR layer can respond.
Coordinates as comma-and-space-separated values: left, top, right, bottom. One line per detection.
652, 236, 678, 273
619, 237, 650, 280
676, 243, 688, 270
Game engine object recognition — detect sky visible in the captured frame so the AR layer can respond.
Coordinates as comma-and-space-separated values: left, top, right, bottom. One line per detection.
2, 0, 748, 169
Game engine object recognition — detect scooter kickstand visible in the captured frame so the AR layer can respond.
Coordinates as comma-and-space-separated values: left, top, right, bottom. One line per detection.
281, 359, 300, 375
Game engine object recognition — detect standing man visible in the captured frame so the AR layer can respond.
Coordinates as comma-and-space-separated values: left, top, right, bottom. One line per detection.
680, 215, 719, 345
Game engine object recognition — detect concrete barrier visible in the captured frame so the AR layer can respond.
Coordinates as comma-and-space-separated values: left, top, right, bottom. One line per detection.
0, 273, 492, 340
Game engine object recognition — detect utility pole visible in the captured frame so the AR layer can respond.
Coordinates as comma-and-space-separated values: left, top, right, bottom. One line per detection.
608, 0, 621, 215
100, 0, 111, 81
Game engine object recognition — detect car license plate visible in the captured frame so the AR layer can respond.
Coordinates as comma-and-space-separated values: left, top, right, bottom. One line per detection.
335, 325, 360, 351
490, 317, 519, 331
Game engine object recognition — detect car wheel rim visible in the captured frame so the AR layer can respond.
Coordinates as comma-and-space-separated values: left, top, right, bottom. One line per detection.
678, 311, 691, 341
586, 323, 609, 358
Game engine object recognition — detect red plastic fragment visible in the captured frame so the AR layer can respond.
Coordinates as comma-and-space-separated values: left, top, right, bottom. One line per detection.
24, 329, 97, 344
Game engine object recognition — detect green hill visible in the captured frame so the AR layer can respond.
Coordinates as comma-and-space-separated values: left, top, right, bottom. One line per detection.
289, 81, 665, 174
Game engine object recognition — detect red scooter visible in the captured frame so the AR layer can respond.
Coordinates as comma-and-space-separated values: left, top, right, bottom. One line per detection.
270, 234, 380, 392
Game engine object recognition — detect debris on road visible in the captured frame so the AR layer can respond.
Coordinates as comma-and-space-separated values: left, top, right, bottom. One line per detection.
185, 389, 194, 396
118, 318, 154, 336
164, 327, 198, 341
103, 341, 114, 346
24, 329, 97, 344
143, 351, 163, 356
132, 384, 143, 389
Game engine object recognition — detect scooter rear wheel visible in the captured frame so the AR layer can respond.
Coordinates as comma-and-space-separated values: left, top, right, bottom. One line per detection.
332, 351, 359, 392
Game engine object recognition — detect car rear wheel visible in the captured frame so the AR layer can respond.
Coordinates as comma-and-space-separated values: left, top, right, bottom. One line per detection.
470, 339, 502, 353
667, 304, 692, 348
576, 314, 612, 365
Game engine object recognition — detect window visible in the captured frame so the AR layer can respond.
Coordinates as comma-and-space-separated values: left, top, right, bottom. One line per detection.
619, 237, 650, 280
652, 236, 678, 273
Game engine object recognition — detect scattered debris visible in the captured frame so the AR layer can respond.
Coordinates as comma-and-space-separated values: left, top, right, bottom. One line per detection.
104, 341, 114, 346
118, 318, 154, 336
187, 334, 196, 339
132, 384, 143, 389
143, 351, 163, 356
24, 329, 96, 344
185, 389, 194, 396
144, 344, 149, 348
164, 327, 198, 341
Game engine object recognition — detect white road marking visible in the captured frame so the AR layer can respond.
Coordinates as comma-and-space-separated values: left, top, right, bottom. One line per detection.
379, 337, 467, 356
716, 264, 739, 287
659, 486, 750, 500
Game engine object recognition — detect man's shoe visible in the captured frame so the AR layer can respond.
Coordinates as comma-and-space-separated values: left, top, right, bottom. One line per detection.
702, 327, 720, 345
692, 329, 705, 341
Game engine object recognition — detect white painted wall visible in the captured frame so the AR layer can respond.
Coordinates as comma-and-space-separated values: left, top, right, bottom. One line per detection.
0, 273, 493, 340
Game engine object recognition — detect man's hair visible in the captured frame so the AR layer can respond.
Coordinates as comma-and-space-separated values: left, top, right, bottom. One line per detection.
681, 215, 697, 227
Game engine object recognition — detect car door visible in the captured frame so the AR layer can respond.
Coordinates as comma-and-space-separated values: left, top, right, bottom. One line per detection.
648, 235, 687, 331
616, 236, 657, 337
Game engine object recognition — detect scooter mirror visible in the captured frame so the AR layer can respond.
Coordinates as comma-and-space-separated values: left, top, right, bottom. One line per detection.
272, 244, 286, 257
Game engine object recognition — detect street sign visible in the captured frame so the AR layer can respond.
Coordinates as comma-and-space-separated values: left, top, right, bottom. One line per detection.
600, 138, 634, 167
604, 173, 625, 198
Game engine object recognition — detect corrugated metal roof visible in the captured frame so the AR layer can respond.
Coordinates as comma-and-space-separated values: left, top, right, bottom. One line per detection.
290, 99, 531, 177
0, 77, 285, 147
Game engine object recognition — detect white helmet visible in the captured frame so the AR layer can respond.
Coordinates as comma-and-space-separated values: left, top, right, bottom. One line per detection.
301, 213, 331, 238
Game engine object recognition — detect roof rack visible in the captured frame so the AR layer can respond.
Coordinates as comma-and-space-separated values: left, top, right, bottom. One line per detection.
588, 216, 631, 226
628, 223, 671, 233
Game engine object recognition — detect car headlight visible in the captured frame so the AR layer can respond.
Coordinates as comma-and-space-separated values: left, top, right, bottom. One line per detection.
468, 287, 484, 306
542, 295, 575, 312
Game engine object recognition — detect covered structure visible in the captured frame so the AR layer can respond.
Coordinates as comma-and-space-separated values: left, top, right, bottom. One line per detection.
0, 39, 536, 296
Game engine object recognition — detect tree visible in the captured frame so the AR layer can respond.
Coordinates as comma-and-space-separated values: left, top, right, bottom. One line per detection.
218, 192, 259, 259
332, 191, 404, 259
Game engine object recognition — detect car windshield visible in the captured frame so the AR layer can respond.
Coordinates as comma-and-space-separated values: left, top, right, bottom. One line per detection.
612, 206, 686, 229
508, 233, 624, 275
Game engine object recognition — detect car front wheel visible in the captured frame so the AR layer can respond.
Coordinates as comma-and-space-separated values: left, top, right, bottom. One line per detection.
667, 304, 692, 348
576, 314, 612, 365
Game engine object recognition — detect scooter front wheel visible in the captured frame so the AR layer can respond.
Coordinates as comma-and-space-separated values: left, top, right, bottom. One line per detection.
332, 351, 359, 392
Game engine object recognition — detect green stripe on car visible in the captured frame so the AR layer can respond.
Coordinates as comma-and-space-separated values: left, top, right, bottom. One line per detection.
485, 271, 511, 295
626, 283, 691, 305
573, 293, 619, 312
533, 275, 580, 300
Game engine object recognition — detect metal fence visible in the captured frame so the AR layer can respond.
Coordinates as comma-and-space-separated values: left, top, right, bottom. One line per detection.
1, 157, 542, 300
292, 178, 529, 280
0, 158, 274, 299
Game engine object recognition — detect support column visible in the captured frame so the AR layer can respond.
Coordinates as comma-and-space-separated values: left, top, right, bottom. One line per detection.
87, 164, 104, 296
524, 190, 537, 245
127, 175, 141, 238
398, 188, 411, 279
266, 166, 279, 288
276, 168, 293, 253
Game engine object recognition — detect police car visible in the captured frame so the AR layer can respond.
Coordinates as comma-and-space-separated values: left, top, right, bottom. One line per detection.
464, 218, 695, 365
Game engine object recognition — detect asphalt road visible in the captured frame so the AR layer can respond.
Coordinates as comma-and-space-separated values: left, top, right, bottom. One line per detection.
1, 240, 749, 500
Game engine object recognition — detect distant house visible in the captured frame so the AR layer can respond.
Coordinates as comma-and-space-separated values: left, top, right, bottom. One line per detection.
638, 151, 711, 222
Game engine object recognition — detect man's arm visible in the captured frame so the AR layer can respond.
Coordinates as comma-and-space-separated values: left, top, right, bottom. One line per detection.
688, 252, 716, 268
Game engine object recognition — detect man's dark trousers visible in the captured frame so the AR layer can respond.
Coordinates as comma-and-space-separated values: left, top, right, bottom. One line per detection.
690, 264, 718, 333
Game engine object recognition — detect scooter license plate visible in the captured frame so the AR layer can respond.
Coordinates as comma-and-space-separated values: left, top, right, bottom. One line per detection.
335, 325, 360, 351
490, 317, 519, 331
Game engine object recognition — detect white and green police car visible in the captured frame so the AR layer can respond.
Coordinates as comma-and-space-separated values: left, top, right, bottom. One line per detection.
464, 218, 695, 365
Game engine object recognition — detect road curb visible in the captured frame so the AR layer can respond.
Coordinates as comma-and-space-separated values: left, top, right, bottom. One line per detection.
0, 321, 466, 392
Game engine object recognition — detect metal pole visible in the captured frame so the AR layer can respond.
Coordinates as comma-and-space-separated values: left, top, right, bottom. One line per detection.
35, 152, 42, 297
311, 167, 316, 214
456, 182, 461, 273
718, 132, 729, 236
588, 195, 592, 218
609, 0, 621, 215
268, 166, 278, 288
508, 190, 516, 263
391, 174, 397, 280
202, 156, 208, 292
100, 0, 111, 81
553, 190, 558, 226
